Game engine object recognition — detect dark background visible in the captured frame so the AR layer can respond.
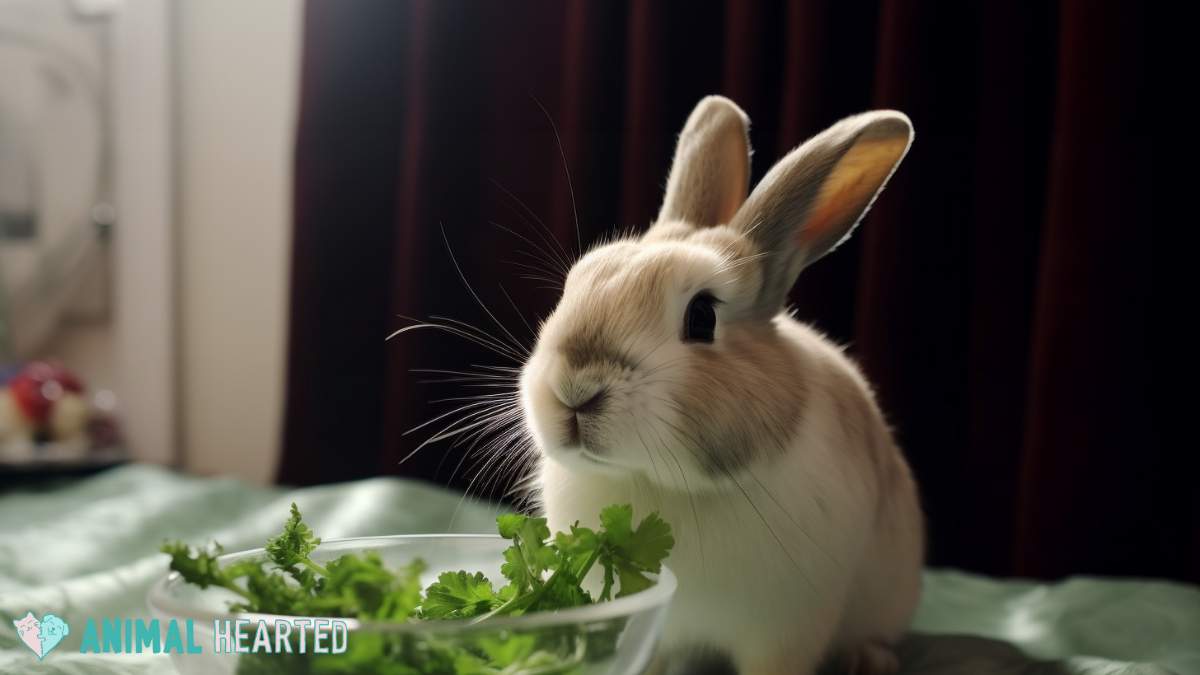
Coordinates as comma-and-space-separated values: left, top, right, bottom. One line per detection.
279, 1, 1180, 582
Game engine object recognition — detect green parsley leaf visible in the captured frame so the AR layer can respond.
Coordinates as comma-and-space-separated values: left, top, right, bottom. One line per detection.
497, 514, 556, 593
420, 571, 500, 619
474, 633, 536, 667
599, 506, 674, 598
236, 564, 309, 615
553, 524, 600, 582
265, 503, 323, 569
160, 540, 228, 589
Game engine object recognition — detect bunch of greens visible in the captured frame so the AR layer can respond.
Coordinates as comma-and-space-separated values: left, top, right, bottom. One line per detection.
161, 503, 673, 674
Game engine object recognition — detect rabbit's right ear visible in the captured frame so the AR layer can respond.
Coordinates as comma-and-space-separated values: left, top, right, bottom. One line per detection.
654, 96, 751, 229
729, 110, 912, 317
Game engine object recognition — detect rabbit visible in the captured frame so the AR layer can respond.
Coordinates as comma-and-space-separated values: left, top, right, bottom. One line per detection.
519, 96, 924, 675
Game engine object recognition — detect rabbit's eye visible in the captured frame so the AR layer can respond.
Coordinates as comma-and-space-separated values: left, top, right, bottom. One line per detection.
683, 292, 718, 343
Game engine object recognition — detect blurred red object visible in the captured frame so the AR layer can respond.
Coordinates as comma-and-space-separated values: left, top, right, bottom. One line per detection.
8, 361, 84, 425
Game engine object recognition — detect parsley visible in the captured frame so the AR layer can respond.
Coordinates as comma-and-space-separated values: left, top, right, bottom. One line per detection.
264, 503, 328, 578
598, 505, 674, 600
420, 571, 505, 619
161, 502, 673, 674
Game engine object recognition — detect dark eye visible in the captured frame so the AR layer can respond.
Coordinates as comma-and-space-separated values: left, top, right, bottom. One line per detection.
683, 292, 718, 343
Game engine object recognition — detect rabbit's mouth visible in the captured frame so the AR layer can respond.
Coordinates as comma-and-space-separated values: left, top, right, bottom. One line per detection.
579, 447, 622, 469
564, 411, 608, 459
551, 410, 635, 475
563, 409, 581, 446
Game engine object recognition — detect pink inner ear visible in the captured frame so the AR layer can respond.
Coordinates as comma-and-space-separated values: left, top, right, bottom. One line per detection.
795, 134, 909, 249
796, 171, 873, 248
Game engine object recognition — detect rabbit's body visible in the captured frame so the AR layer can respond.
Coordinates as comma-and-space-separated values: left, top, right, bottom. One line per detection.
522, 97, 924, 674
540, 318, 922, 673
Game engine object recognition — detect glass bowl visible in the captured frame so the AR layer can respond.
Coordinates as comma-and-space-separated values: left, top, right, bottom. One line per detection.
148, 534, 676, 674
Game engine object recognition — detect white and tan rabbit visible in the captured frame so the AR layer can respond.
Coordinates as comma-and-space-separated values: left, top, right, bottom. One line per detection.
520, 96, 924, 675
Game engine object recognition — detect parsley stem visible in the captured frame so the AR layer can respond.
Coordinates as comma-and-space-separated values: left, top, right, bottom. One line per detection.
519, 547, 544, 590
469, 582, 528, 624
217, 580, 253, 602
469, 565, 564, 625
516, 567, 562, 611
302, 558, 331, 578
573, 548, 602, 583
471, 543, 609, 626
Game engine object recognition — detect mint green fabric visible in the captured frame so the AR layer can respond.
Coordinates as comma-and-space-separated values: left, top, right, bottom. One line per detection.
1, 465, 1196, 675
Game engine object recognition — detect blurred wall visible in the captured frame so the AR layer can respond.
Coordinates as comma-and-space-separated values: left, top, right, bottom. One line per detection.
113, 0, 175, 467
175, 0, 300, 483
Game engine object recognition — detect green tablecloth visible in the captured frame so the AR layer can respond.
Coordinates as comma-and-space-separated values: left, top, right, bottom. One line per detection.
1, 465, 1196, 675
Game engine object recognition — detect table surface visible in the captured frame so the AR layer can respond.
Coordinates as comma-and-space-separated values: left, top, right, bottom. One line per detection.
1, 464, 1196, 675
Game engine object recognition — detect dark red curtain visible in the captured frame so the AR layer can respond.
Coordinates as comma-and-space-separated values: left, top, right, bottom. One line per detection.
281, 1, 1180, 581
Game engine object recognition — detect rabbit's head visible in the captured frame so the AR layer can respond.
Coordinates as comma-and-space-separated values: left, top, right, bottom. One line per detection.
521, 96, 912, 489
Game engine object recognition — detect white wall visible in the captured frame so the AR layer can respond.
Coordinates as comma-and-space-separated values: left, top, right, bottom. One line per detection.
174, 0, 301, 482
112, 0, 176, 466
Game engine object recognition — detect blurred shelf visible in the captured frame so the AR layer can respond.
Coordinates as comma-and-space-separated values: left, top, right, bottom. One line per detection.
0, 446, 126, 485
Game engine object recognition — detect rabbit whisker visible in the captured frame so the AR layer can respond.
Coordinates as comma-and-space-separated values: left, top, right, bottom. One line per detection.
531, 94, 582, 255
390, 318, 523, 363
490, 179, 576, 272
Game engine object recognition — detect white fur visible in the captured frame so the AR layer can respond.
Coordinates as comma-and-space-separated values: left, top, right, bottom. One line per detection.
521, 98, 923, 674
531, 318, 923, 674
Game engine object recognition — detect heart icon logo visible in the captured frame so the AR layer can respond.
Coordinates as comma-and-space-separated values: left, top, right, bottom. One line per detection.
11, 611, 70, 659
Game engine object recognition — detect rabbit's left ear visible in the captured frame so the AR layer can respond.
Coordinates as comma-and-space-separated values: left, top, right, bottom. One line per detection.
655, 96, 751, 228
729, 110, 913, 315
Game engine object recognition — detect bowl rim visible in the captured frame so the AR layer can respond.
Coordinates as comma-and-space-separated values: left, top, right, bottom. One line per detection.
147, 533, 677, 634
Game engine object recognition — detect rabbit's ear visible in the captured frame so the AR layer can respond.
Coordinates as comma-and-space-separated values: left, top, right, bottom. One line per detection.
729, 110, 912, 315
655, 96, 751, 228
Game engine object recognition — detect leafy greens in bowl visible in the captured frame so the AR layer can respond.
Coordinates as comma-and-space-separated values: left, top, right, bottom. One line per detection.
148, 504, 676, 674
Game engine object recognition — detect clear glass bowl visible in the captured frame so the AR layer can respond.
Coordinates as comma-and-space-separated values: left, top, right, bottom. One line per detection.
147, 534, 676, 675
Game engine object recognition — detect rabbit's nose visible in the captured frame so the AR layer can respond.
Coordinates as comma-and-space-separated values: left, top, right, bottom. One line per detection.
569, 388, 608, 414
556, 383, 608, 415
